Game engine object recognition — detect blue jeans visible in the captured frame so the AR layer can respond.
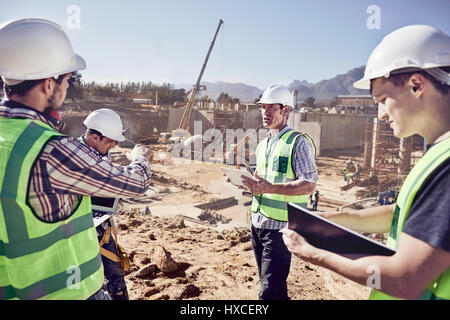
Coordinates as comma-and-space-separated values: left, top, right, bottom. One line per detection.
251, 225, 291, 300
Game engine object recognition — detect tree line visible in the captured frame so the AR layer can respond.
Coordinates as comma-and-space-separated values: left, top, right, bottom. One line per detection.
0, 73, 242, 106
66, 72, 187, 105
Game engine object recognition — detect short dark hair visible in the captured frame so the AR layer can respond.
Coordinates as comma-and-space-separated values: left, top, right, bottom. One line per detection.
4, 74, 68, 97
386, 67, 449, 96
87, 128, 105, 140
4, 79, 44, 96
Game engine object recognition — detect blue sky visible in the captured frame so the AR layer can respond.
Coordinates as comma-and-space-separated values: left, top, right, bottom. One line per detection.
1, 0, 449, 89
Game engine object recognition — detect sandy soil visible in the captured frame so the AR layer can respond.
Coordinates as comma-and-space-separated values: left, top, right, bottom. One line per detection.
108, 145, 371, 300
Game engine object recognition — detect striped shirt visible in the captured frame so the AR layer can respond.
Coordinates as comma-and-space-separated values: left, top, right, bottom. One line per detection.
0, 99, 152, 222
251, 125, 318, 230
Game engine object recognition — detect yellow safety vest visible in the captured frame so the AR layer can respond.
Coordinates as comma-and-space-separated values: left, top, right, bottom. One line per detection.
251, 130, 316, 221
370, 137, 450, 300
0, 119, 104, 299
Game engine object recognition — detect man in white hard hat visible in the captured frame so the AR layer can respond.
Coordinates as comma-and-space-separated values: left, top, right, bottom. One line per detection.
80, 108, 130, 300
282, 25, 450, 300
240, 85, 318, 300
0, 19, 152, 300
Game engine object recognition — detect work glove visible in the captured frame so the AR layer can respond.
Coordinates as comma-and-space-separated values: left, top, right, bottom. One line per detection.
126, 144, 153, 161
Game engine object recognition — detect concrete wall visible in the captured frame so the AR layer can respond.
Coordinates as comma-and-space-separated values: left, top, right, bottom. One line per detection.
288, 114, 322, 155
288, 112, 374, 155
243, 110, 262, 129
168, 108, 214, 134
168, 108, 261, 134
62, 107, 168, 141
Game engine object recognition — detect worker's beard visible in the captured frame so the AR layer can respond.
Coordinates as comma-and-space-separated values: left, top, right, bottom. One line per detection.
47, 92, 59, 109
47, 84, 64, 110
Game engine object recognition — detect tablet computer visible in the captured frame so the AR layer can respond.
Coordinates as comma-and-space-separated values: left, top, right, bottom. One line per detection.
287, 203, 396, 259
221, 167, 256, 187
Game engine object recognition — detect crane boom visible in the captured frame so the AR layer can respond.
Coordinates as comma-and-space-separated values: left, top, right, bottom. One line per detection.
178, 19, 224, 131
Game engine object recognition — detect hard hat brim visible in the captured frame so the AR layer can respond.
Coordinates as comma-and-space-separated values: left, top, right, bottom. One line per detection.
100, 132, 126, 142
353, 78, 371, 90
113, 134, 126, 142
55, 53, 86, 77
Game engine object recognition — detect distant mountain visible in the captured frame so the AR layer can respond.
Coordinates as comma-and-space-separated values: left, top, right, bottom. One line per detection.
175, 81, 263, 103
289, 79, 314, 87
176, 66, 369, 103
289, 66, 369, 101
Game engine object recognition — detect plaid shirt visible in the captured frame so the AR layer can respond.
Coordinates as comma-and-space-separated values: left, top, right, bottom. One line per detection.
0, 100, 152, 222
251, 125, 318, 230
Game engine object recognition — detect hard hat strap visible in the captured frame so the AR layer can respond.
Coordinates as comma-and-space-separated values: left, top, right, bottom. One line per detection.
424, 68, 450, 86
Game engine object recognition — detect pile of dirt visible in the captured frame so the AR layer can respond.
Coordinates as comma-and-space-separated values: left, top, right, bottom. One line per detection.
102, 143, 372, 300
114, 213, 370, 300
198, 210, 232, 225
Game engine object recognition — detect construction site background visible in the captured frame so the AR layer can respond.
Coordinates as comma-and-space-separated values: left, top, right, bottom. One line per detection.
53, 96, 425, 300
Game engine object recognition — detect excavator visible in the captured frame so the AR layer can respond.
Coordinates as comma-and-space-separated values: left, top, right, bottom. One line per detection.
167, 19, 224, 152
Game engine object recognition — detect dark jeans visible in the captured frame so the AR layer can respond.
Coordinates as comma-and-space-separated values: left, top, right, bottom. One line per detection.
251, 225, 291, 300
87, 289, 111, 300
97, 226, 129, 300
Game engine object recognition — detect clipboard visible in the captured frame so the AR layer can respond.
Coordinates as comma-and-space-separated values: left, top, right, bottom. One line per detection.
221, 167, 256, 187
287, 203, 396, 259
92, 197, 119, 227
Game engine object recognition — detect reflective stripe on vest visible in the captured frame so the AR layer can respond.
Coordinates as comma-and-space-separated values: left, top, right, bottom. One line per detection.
251, 130, 316, 221
0, 119, 104, 300
370, 137, 450, 300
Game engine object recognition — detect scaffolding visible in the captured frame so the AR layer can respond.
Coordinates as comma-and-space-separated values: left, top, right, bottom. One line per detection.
211, 110, 244, 135
359, 118, 425, 199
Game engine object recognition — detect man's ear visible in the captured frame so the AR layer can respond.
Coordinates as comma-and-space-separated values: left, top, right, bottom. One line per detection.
408, 73, 427, 97
282, 105, 291, 116
40, 78, 54, 97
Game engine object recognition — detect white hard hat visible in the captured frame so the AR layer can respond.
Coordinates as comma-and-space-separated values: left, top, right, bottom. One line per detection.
257, 85, 293, 107
0, 18, 86, 84
354, 25, 450, 90
83, 109, 125, 142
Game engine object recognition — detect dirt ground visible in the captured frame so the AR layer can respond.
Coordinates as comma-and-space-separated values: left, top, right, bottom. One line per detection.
108, 145, 372, 300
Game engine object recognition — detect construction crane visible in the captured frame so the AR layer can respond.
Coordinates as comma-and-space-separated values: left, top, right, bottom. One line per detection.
177, 19, 224, 135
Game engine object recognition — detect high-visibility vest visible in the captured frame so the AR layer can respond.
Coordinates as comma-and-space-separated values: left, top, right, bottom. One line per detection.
0, 118, 104, 300
369, 137, 450, 300
251, 130, 316, 221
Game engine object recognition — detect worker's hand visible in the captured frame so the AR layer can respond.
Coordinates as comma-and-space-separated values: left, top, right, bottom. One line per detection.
280, 227, 321, 263
241, 172, 273, 194
222, 173, 232, 184
126, 144, 153, 161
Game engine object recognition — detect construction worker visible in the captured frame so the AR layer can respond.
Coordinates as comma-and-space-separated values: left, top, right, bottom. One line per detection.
80, 108, 130, 300
0, 19, 152, 300
282, 25, 450, 300
241, 85, 318, 300
343, 166, 350, 183
355, 162, 361, 182
311, 190, 319, 211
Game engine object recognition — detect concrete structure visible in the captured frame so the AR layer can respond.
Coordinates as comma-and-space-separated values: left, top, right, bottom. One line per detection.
336, 95, 374, 107
168, 107, 376, 157
168, 108, 215, 134
288, 112, 374, 156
